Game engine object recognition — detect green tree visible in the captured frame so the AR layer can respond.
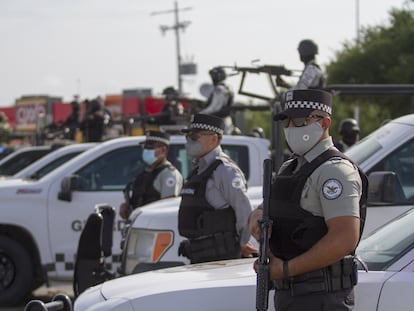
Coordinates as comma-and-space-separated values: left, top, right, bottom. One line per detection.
326, 4, 414, 138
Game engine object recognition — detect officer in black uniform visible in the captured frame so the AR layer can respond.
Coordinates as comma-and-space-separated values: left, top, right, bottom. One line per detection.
178, 113, 257, 263
334, 118, 360, 152
199, 67, 235, 134
249, 89, 367, 310
277, 39, 325, 90
119, 131, 183, 219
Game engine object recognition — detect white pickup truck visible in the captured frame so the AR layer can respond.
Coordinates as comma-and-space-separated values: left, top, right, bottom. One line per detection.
0, 134, 270, 306
118, 113, 414, 276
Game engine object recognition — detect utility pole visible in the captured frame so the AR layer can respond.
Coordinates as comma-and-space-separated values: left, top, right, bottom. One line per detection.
151, 2, 192, 95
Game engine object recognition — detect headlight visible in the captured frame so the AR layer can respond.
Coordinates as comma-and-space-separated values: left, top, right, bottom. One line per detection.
123, 228, 173, 275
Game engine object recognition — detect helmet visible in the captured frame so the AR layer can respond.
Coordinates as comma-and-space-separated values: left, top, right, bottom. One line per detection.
209, 67, 226, 84
339, 118, 360, 136
162, 87, 179, 101
297, 39, 318, 58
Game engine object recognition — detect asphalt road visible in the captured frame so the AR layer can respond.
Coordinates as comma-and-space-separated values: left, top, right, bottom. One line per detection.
0, 281, 74, 311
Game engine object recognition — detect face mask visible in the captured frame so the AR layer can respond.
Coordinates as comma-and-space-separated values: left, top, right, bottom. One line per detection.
185, 138, 203, 157
283, 122, 324, 156
142, 149, 157, 165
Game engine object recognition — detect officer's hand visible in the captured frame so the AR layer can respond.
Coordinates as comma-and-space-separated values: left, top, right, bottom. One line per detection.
268, 253, 284, 280
119, 202, 128, 220
241, 242, 258, 258
248, 206, 263, 241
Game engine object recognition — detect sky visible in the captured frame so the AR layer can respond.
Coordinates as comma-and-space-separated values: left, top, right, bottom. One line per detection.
0, 0, 410, 107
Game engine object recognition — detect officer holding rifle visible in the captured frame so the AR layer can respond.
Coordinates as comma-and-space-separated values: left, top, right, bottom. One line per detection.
249, 89, 367, 310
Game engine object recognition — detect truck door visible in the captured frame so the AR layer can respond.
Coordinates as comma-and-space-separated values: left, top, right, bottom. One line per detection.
47, 146, 145, 278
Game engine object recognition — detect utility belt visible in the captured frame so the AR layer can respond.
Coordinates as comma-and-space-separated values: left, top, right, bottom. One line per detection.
178, 232, 240, 264
273, 256, 357, 296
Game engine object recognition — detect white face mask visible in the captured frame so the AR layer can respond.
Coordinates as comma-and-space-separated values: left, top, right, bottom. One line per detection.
185, 138, 203, 158
142, 149, 157, 165
283, 122, 324, 156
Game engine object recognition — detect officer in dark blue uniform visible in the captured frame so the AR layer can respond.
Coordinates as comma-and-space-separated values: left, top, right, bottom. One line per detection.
249, 89, 367, 310
178, 114, 257, 263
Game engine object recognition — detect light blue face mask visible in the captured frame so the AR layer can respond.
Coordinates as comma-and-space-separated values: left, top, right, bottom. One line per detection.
142, 149, 157, 165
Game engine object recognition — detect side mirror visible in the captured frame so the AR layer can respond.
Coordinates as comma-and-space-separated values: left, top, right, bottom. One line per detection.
58, 175, 79, 202
367, 171, 405, 205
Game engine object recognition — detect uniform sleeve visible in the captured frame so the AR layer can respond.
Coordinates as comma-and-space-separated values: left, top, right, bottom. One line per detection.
154, 168, 183, 199
199, 86, 229, 114
313, 159, 362, 220
214, 164, 253, 246
294, 64, 323, 89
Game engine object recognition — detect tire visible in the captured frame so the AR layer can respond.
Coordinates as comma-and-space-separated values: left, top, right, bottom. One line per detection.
0, 236, 34, 306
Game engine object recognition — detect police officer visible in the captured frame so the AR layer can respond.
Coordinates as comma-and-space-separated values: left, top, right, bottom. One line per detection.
199, 67, 235, 134
249, 89, 367, 310
334, 118, 360, 152
119, 131, 183, 219
178, 113, 257, 263
277, 39, 325, 90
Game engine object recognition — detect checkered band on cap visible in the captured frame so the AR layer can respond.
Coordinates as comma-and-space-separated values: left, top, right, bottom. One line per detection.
144, 131, 170, 145
285, 100, 332, 115
182, 113, 225, 135
188, 122, 224, 135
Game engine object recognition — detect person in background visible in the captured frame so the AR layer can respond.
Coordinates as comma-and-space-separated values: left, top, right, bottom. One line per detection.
158, 86, 184, 125
178, 113, 257, 264
119, 131, 183, 220
199, 67, 235, 134
80, 98, 105, 142
277, 39, 325, 90
62, 96, 80, 140
334, 118, 360, 152
249, 89, 367, 310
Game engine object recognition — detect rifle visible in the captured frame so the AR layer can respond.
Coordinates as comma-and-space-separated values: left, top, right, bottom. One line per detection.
231, 64, 293, 77
256, 158, 273, 311
122, 181, 135, 220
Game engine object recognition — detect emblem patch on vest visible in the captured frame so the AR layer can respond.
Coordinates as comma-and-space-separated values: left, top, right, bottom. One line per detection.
165, 177, 176, 187
322, 179, 343, 200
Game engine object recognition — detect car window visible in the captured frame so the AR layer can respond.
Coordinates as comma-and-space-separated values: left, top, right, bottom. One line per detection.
75, 143, 251, 191
75, 146, 145, 191
168, 144, 250, 180
368, 138, 414, 203
0, 149, 51, 176
357, 209, 414, 271
28, 151, 84, 180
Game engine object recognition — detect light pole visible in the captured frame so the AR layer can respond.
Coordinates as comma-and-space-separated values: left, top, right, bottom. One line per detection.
151, 2, 192, 95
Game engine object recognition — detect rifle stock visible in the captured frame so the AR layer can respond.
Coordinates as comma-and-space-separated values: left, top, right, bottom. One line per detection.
256, 158, 273, 311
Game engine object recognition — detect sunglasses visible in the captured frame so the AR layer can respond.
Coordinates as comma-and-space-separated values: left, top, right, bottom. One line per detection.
282, 114, 325, 128
185, 132, 216, 141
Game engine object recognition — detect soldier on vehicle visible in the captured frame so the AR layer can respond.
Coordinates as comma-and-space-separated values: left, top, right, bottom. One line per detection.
158, 86, 184, 125
249, 89, 367, 310
178, 114, 257, 263
277, 39, 325, 90
119, 131, 183, 220
334, 118, 360, 152
199, 67, 235, 134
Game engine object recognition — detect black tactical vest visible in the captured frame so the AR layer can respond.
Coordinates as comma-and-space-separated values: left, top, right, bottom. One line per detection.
205, 83, 234, 118
269, 149, 367, 260
130, 162, 172, 208
178, 159, 237, 238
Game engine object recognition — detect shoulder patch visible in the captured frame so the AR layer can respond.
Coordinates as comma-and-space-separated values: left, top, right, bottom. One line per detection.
231, 176, 244, 189
322, 179, 343, 200
165, 177, 176, 188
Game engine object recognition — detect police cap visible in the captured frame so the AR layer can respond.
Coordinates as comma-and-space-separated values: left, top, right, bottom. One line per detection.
181, 113, 225, 136
274, 89, 332, 121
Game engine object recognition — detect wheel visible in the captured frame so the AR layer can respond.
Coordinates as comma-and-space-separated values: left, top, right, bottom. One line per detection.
0, 236, 34, 306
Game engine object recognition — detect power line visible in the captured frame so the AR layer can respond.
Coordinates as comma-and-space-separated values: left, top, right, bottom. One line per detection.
151, 2, 192, 95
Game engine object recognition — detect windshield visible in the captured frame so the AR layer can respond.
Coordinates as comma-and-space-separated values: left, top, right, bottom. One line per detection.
356, 209, 414, 271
